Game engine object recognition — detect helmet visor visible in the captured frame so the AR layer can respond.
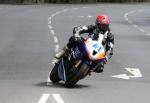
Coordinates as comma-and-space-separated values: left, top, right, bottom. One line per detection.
97, 24, 109, 30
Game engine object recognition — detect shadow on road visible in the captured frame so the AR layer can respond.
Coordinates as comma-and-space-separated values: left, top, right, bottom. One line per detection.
34, 82, 90, 89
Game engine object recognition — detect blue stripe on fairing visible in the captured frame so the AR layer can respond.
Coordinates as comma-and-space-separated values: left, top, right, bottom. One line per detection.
58, 58, 66, 81
82, 42, 88, 55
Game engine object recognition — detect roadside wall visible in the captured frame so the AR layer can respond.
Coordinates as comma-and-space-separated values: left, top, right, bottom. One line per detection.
0, 0, 150, 4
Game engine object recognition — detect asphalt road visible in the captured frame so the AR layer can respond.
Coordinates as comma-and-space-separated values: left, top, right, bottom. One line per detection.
0, 3, 150, 103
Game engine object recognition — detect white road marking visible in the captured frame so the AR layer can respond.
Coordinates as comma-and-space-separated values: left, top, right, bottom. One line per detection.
55, 44, 60, 53
38, 94, 65, 103
38, 94, 50, 103
126, 68, 142, 78
51, 14, 56, 17
83, 7, 91, 9
55, 11, 61, 15
112, 74, 130, 80
138, 28, 145, 33
133, 24, 138, 28
112, 68, 142, 80
128, 10, 136, 14
48, 20, 51, 25
146, 34, 150, 36
46, 72, 51, 86
48, 25, 52, 29
54, 36, 58, 43
48, 17, 51, 22
124, 9, 150, 36
62, 9, 68, 12
78, 15, 93, 18
50, 30, 55, 35
52, 94, 65, 103
87, 15, 93, 18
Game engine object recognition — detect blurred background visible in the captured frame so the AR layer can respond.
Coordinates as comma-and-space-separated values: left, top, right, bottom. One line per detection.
0, 0, 149, 4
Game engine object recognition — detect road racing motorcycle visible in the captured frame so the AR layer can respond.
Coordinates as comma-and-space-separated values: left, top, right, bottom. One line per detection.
50, 33, 107, 88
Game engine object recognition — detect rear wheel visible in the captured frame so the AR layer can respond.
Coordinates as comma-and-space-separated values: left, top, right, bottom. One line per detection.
50, 63, 60, 83
65, 63, 89, 88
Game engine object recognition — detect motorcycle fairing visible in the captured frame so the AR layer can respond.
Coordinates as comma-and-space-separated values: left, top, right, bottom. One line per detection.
84, 38, 106, 61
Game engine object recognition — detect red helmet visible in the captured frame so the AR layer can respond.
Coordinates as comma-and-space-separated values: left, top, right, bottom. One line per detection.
96, 15, 110, 31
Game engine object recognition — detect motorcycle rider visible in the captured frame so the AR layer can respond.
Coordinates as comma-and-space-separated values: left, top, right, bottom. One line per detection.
55, 15, 114, 73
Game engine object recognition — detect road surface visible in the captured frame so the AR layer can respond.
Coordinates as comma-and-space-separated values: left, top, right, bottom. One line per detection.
0, 3, 150, 103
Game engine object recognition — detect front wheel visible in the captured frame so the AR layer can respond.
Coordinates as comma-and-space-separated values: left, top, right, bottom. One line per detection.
50, 63, 60, 83
65, 63, 90, 88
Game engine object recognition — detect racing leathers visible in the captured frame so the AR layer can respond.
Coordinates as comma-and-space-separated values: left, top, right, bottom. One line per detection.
55, 24, 114, 73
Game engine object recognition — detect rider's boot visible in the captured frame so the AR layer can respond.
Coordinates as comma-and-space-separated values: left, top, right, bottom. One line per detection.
55, 46, 69, 59
93, 62, 104, 73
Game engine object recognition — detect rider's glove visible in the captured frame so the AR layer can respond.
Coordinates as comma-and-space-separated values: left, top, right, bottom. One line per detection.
103, 57, 108, 64
74, 33, 80, 38
73, 34, 82, 42
104, 53, 113, 64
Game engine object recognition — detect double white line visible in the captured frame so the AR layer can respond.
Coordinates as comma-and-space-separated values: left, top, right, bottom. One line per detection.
38, 94, 64, 103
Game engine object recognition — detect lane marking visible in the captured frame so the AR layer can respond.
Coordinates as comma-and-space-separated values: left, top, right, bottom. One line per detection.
48, 25, 52, 29
38, 94, 50, 103
55, 44, 59, 53
50, 30, 55, 35
138, 28, 145, 33
133, 24, 138, 28
51, 14, 56, 17
54, 36, 58, 43
52, 94, 65, 103
78, 15, 93, 18
83, 7, 91, 9
87, 15, 93, 18
112, 68, 142, 80
124, 9, 150, 36
47, 72, 51, 86
48, 17, 51, 24
48, 20, 51, 25
55, 11, 61, 15
38, 94, 65, 103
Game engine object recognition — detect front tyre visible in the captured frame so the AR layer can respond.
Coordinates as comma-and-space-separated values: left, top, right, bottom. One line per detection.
50, 63, 60, 83
65, 63, 89, 88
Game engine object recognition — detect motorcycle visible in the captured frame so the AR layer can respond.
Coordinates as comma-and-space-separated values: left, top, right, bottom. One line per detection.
50, 33, 107, 88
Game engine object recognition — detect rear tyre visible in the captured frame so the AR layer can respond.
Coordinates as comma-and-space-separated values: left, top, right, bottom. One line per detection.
65, 63, 89, 88
50, 63, 60, 83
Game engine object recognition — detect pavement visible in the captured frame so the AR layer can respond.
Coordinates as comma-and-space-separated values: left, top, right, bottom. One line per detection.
0, 3, 150, 103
